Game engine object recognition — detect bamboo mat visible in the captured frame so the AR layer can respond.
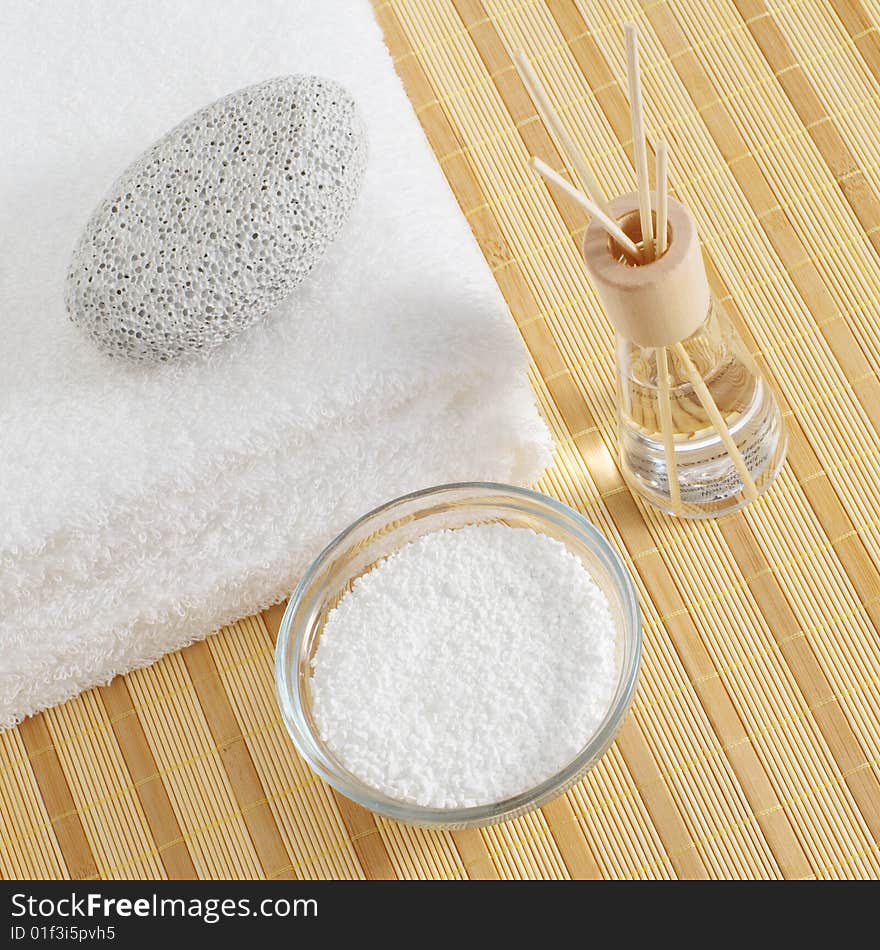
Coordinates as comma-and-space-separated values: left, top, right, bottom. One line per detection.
3, 0, 880, 881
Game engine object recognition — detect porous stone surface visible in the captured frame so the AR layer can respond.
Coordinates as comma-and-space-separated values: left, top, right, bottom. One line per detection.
66, 76, 367, 361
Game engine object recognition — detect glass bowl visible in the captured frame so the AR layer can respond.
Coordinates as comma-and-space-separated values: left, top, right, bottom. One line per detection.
275, 482, 642, 829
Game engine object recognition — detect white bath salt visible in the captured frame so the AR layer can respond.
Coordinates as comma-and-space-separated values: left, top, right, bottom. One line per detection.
310, 523, 618, 809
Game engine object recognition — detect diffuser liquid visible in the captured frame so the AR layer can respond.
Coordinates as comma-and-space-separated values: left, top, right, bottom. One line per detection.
615, 303, 787, 518
619, 374, 786, 517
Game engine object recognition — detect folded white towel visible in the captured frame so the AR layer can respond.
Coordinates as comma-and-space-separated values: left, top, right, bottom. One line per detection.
0, 0, 551, 727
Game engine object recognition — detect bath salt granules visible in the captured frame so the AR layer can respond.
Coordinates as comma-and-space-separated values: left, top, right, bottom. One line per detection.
310, 524, 618, 809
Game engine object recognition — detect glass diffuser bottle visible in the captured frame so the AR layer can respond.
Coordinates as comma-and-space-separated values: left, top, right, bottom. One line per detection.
583, 193, 786, 518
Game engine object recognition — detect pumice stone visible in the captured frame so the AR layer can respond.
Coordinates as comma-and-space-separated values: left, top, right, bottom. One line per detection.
66, 76, 367, 362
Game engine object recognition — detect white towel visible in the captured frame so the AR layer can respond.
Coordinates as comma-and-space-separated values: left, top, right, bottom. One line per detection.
0, 0, 552, 728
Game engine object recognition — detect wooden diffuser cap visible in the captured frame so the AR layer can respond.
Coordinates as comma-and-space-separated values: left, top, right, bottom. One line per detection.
582, 192, 710, 348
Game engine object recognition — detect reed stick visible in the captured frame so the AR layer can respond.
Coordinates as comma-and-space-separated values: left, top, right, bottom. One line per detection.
652, 139, 681, 511
514, 50, 608, 210
624, 23, 655, 261
656, 140, 669, 257
530, 158, 642, 260
655, 349, 681, 513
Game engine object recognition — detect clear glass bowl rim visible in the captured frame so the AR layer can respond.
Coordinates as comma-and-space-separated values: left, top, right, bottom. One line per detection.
274, 481, 642, 828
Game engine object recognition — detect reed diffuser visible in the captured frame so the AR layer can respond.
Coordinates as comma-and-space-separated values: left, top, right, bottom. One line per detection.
516, 25, 786, 518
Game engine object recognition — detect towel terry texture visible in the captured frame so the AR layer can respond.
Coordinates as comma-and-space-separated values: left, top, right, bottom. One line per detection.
0, 0, 552, 728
